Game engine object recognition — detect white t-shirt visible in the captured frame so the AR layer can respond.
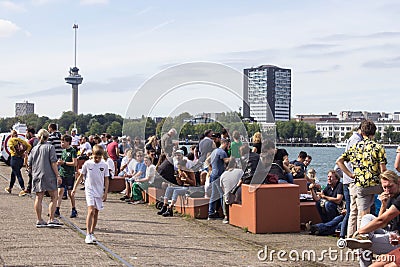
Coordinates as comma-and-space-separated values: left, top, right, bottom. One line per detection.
146, 164, 156, 184
173, 156, 192, 170
120, 156, 132, 173
103, 158, 115, 177
71, 135, 80, 146
80, 142, 92, 155
81, 160, 110, 198
127, 158, 138, 175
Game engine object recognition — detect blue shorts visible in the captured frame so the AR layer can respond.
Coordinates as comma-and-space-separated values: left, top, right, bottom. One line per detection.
58, 176, 75, 190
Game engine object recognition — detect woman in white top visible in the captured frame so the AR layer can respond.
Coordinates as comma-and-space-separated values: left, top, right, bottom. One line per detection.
118, 149, 133, 176
129, 155, 155, 204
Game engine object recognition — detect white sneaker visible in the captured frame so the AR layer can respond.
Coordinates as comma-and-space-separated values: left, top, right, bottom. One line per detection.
85, 234, 93, 244
91, 234, 97, 242
345, 235, 372, 250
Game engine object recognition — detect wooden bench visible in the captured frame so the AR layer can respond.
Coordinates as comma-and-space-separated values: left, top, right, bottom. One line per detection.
293, 178, 308, 194
108, 176, 126, 193
300, 201, 321, 225
147, 187, 165, 205
229, 183, 300, 234
175, 196, 210, 219
293, 178, 321, 225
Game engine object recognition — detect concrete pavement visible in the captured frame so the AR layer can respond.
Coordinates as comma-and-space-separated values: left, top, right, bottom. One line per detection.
0, 162, 358, 266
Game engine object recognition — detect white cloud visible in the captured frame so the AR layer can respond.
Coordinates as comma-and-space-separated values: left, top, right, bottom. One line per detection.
0, 1, 26, 12
80, 0, 108, 5
0, 19, 20, 38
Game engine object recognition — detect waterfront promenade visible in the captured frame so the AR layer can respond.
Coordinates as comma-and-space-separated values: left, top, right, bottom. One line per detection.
0, 162, 358, 267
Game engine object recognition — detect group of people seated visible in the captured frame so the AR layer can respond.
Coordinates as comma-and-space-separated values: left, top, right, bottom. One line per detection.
301, 120, 400, 267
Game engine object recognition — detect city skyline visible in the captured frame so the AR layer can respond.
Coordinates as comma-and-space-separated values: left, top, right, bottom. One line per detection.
1, 1, 400, 118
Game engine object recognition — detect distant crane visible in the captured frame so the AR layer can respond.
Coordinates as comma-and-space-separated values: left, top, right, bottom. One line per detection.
65, 24, 83, 114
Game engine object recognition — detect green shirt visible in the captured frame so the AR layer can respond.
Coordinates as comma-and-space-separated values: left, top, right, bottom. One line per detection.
59, 147, 77, 178
229, 140, 242, 158
341, 137, 387, 187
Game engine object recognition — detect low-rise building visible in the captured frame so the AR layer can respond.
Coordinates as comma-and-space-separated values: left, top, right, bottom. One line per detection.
316, 121, 400, 141
295, 112, 338, 125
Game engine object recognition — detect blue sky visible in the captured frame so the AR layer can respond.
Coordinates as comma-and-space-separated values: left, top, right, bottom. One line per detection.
1, 0, 400, 119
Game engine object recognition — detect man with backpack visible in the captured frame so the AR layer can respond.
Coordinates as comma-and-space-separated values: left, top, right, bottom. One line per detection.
5, 130, 31, 196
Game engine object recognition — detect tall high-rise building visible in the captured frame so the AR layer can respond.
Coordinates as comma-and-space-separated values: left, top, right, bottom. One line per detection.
15, 101, 34, 117
243, 65, 291, 122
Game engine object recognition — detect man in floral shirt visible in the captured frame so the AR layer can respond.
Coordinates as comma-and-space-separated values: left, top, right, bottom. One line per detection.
337, 119, 387, 229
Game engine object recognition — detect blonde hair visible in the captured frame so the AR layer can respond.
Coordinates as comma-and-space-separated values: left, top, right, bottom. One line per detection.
146, 135, 157, 146
380, 170, 399, 184
252, 132, 262, 143
92, 144, 104, 157
37, 129, 49, 143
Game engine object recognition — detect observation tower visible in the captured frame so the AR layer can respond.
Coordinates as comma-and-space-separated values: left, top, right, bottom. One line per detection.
65, 24, 83, 114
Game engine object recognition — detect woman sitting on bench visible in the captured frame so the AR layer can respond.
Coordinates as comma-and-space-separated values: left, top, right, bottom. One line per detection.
157, 159, 196, 217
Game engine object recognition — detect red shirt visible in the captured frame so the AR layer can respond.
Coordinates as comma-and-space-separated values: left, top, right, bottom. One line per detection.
107, 141, 119, 161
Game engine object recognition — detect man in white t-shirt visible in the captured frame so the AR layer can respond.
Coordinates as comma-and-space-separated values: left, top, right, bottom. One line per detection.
71, 129, 80, 149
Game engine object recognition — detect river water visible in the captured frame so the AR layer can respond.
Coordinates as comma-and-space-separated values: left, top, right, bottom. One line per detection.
281, 146, 398, 185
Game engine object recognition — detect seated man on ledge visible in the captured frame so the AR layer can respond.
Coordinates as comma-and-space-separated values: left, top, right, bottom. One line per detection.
345, 170, 400, 267
310, 170, 343, 223
306, 210, 346, 236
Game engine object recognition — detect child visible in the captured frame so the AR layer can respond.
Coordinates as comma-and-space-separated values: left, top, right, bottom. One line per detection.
102, 151, 115, 178
56, 135, 78, 218
129, 155, 155, 204
71, 145, 109, 244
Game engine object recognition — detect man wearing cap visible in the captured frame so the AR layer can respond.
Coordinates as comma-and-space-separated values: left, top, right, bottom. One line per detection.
208, 138, 230, 220
173, 149, 194, 169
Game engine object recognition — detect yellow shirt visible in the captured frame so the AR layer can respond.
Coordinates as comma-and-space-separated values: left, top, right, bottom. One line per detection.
8, 137, 32, 157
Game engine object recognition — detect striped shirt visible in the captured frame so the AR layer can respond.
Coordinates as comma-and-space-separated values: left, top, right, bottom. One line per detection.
48, 131, 62, 159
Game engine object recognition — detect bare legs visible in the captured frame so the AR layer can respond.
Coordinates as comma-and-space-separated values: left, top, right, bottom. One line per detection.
86, 206, 99, 234
34, 189, 58, 222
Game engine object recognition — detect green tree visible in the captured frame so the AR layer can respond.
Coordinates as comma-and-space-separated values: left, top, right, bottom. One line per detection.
58, 111, 77, 133
88, 121, 103, 135
145, 117, 157, 138
106, 121, 122, 136
276, 120, 316, 142
383, 126, 395, 143
315, 132, 323, 143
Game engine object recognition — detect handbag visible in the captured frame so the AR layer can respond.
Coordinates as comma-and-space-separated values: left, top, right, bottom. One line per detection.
264, 173, 278, 184
337, 200, 346, 214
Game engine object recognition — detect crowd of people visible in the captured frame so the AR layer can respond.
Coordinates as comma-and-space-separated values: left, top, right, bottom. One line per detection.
7, 119, 400, 266
5, 123, 320, 242
298, 119, 400, 267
